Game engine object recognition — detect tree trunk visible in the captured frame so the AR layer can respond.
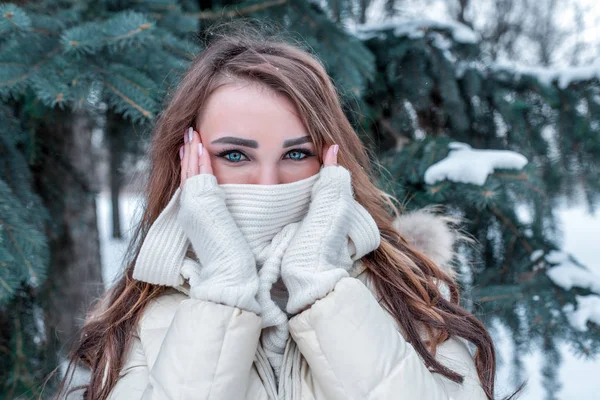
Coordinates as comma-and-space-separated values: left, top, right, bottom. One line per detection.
32, 109, 104, 358
106, 111, 125, 239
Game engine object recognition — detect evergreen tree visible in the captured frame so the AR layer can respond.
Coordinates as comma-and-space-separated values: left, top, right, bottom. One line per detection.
356, 21, 600, 394
0, 0, 200, 397
0, 1, 598, 398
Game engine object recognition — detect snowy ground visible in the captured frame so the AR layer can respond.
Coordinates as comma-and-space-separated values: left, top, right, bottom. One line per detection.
97, 192, 146, 287
96, 191, 600, 398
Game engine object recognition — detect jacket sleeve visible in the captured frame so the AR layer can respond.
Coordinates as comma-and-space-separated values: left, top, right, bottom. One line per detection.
288, 277, 488, 400
107, 295, 262, 400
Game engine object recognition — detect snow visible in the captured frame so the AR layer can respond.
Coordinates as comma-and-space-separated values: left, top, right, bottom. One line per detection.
540, 125, 560, 159
492, 59, 600, 89
557, 207, 600, 278
424, 142, 529, 186
530, 249, 544, 261
563, 295, 600, 332
494, 205, 600, 398
545, 259, 600, 331
493, 111, 508, 138
493, 317, 600, 399
348, 11, 599, 90
545, 253, 600, 294
575, 99, 589, 115
543, 208, 600, 333
96, 190, 145, 288
528, 214, 600, 333
351, 17, 480, 44
403, 100, 425, 141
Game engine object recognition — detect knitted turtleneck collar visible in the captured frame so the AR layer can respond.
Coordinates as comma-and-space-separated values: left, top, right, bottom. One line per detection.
220, 173, 320, 259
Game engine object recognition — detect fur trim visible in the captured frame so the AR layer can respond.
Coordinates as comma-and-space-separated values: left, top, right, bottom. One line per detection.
392, 205, 469, 283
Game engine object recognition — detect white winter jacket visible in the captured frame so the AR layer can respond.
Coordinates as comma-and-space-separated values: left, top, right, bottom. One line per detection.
107, 210, 489, 400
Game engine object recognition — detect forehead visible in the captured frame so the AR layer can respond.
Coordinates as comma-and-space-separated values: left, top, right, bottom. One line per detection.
197, 82, 310, 145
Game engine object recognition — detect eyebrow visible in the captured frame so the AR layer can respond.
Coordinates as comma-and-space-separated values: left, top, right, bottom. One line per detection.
283, 136, 311, 147
211, 135, 312, 148
211, 136, 258, 148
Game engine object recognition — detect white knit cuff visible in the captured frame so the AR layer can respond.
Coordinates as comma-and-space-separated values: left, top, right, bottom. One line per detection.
179, 173, 261, 314
308, 165, 353, 203
285, 268, 349, 315
348, 200, 381, 260
180, 173, 221, 199
190, 281, 261, 315
133, 187, 187, 286
180, 250, 261, 314
282, 165, 378, 315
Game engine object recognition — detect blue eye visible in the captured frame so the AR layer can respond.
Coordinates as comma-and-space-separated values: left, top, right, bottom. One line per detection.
286, 150, 310, 160
221, 150, 248, 163
282, 148, 316, 161
216, 148, 315, 163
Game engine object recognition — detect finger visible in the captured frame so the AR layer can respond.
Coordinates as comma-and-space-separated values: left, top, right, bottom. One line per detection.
181, 129, 189, 187
322, 144, 331, 166
198, 142, 214, 175
323, 144, 338, 167
332, 144, 338, 165
187, 127, 199, 177
197, 130, 214, 175
179, 146, 185, 190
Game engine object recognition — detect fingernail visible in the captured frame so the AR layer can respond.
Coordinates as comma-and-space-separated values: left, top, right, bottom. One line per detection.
188, 127, 194, 143
179, 146, 184, 160
333, 144, 339, 155
198, 143, 203, 157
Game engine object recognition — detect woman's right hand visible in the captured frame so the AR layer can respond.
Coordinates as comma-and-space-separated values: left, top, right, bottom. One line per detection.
180, 126, 212, 189
176, 127, 261, 314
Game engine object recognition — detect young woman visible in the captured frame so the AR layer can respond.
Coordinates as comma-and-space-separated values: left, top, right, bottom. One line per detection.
59, 25, 524, 400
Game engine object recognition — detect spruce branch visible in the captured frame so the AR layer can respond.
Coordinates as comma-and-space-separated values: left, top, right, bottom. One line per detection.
192, 0, 287, 20
104, 81, 153, 119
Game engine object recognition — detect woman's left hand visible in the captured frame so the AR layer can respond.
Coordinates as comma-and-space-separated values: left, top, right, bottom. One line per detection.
321, 143, 339, 168
281, 144, 362, 315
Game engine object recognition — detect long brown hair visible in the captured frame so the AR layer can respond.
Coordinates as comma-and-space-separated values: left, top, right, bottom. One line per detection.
55, 20, 525, 400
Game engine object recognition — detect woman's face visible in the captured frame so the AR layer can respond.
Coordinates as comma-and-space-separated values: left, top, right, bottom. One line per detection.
196, 83, 322, 185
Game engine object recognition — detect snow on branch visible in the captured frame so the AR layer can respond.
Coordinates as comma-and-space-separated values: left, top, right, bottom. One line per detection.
424, 142, 528, 186
351, 18, 479, 44
528, 249, 600, 331
563, 295, 600, 332
544, 251, 600, 295
492, 59, 600, 90
535, 249, 600, 331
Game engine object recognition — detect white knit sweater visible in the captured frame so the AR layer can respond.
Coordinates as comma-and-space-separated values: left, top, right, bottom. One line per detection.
133, 169, 381, 382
